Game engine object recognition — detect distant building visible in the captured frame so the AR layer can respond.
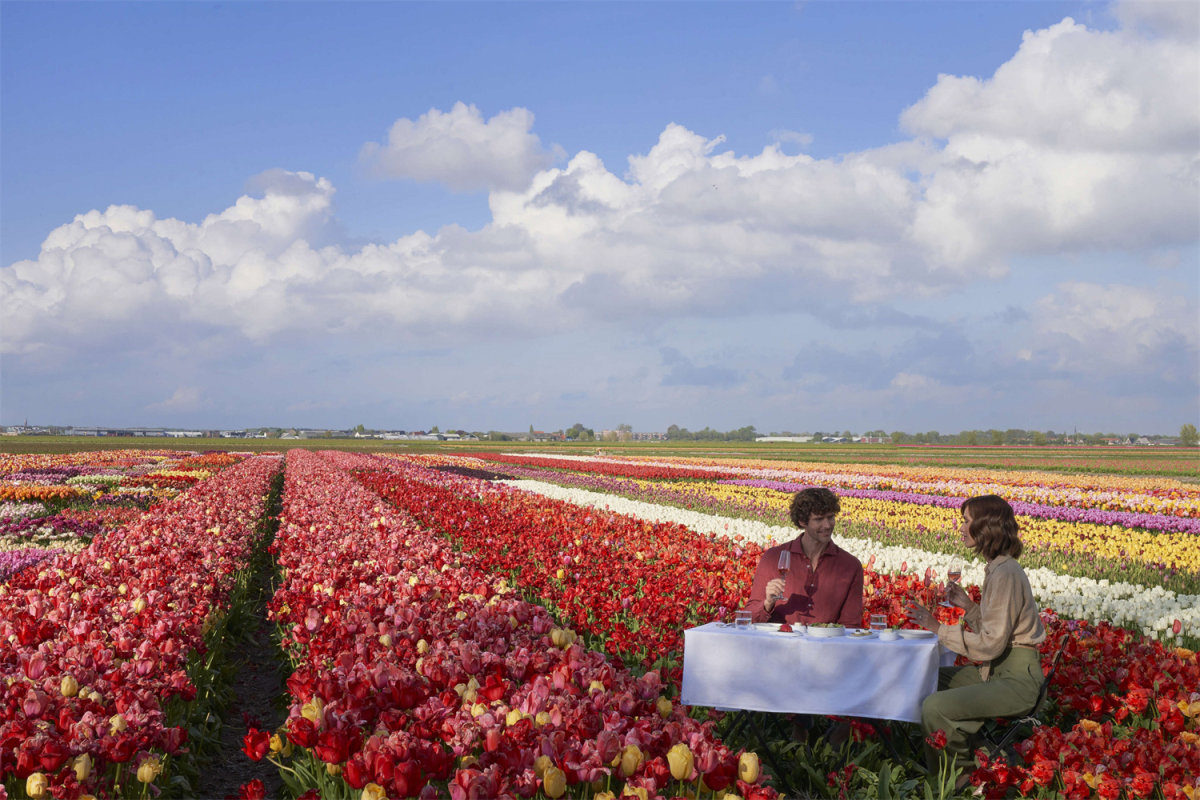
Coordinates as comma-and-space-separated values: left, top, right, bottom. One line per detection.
755, 436, 814, 443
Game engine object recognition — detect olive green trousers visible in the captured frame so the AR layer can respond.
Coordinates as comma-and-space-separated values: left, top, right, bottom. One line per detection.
920, 646, 1043, 773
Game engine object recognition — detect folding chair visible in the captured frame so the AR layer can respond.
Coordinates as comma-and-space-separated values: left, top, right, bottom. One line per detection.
980, 634, 1070, 760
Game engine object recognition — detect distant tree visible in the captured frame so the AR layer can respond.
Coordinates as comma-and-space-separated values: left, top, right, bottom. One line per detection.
728, 425, 757, 441
841, 430, 854, 439
890, 431, 908, 444
989, 430, 1003, 445
964, 431, 978, 446
431, 425, 440, 434
1181, 424, 1198, 447
1128, 433, 1139, 444
565, 422, 594, 441
354, 424, 366, 435
666, 424, 681, 440
1032, 431, 1047, 446
529, 424, 535, 436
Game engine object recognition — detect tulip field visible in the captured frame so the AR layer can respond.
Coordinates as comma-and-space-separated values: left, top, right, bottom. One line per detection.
1, 446, 1198, 800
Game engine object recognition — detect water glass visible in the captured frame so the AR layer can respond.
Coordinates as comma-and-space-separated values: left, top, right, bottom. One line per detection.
734, 610, 752, 628
870, 614, 888, 632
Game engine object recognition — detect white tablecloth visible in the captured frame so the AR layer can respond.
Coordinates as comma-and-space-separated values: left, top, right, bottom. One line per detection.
680, 623, 949, 723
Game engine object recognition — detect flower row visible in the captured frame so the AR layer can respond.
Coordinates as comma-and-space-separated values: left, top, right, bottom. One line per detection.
262, 449, 776, 800
474, 453, 1200, 517
0, 453, 280, 799
504, 479, 1200, 646
452, 460, 1198, 594
382, 455, 1199, 796
722, 479, 1200, 534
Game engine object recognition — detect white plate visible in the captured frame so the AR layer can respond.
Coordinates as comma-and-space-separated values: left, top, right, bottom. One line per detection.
847, 630, 875, 639
898, 629, 936, 639
807, 626, 845, 638
752, 622, 783, 632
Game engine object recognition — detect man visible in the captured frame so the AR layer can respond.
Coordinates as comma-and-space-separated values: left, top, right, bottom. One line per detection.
745, 487, 863, 627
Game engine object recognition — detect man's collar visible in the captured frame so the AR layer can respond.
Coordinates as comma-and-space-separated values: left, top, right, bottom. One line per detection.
790, 535, 841, 557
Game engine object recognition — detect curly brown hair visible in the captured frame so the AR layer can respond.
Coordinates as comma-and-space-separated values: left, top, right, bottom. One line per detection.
789, 487, 841, 528
962, 494, 1023, 560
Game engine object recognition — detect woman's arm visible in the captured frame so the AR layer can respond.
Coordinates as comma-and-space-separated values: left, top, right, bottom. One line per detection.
938, 563, 1020, 661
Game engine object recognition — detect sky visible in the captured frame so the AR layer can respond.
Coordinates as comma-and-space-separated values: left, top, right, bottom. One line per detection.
2, 1, 1197, 435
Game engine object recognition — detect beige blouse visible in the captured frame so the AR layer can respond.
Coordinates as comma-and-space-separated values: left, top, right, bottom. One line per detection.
937, 554, 1046, 680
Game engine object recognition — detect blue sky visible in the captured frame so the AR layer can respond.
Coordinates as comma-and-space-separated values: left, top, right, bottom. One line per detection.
2, 0, 1197, 434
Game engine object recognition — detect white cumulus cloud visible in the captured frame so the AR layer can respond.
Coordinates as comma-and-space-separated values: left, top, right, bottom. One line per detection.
902, 17, 1199, 270
1030, 281, 1198, 374
359, 102, 561, 192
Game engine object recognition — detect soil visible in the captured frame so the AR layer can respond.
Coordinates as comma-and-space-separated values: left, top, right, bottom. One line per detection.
194, 562, 289, 798
431, 464, 513, 481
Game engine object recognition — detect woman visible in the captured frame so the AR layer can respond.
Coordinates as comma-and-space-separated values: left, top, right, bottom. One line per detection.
907, 495, 1046, 786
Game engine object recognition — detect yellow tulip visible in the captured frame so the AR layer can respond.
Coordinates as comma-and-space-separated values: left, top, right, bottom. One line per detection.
534, 754, 553, 778
543, 766, 567, 799
301, 697, 325, 724
26, 773, 49, 800
738, 752, 760, 783
136, 756, 163, 783
656, 696, 673, 719
362, 783, 388, 800
621, 787, 649, 800
620, 744, 644, 777
60, 674, 79, 698
667, 743, 693, 781
73, 753, 93, 781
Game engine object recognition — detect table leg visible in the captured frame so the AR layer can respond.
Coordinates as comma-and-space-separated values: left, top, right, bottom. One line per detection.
743, 713, 797, 798
871, 718, 927, 775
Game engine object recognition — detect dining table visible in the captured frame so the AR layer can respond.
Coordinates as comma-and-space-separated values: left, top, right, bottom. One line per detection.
680, 621, 953, 723
680, 621, 953, 795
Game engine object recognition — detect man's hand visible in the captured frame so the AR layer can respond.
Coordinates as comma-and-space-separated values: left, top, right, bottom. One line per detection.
765, 577, 786, 609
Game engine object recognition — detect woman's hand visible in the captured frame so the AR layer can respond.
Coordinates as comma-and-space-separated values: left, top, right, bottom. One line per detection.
943, 581, 972, 609
905, 602, 941, 634
765, 577, 786, 610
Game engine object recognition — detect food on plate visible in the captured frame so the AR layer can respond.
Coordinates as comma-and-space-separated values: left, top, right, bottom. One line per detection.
849, 630, 873, 638
809, 622, 844, 628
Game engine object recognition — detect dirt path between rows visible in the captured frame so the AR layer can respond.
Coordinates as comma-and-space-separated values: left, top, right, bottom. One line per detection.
195, 567, 288, 800
193, 472, 288, 800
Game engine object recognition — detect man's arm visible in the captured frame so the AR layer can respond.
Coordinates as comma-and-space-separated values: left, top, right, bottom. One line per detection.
837, 563, 865, 628
744, 551, 777, 623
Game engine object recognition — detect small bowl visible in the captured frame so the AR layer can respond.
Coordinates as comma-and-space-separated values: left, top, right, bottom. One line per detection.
878, 630, 899, 641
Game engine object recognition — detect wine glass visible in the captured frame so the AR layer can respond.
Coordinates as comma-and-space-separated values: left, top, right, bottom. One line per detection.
940, 560, 963, 607
777, 549, 791, 577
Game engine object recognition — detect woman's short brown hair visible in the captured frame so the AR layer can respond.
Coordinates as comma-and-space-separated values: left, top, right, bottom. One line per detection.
789, 487, 841, 528
962, 494, 1023, 560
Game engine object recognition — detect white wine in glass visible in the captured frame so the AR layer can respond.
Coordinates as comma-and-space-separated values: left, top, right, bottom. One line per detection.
940, 560, 963, 607
777, 549, 791, 576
